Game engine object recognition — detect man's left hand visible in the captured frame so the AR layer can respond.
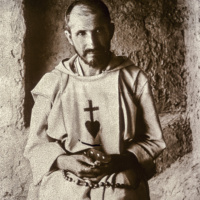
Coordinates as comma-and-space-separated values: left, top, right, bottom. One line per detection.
82, 153, 138, 183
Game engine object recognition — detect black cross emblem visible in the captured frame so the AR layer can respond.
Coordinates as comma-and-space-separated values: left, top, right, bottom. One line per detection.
84, 100, 100, 138
84, 100, 99, 122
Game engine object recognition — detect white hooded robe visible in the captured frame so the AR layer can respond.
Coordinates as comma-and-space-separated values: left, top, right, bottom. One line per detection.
24, 54, 166, 200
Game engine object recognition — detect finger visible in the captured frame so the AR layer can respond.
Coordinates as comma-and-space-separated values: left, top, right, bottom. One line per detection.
82, 174, 98, 178
97, 164, 109, 172
80, 155, 94, 166
80, 167, 101, 177
84, 174, 106, 183
96, 163, 113, 176
94, 160, 101, 167
98, 163, 109, 168
82, 167, 101, 174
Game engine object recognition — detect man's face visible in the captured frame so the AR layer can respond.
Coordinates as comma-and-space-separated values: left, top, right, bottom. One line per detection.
65, 5, 114, 67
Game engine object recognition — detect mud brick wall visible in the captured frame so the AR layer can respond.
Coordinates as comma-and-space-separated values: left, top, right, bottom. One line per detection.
0, 0, 31, 199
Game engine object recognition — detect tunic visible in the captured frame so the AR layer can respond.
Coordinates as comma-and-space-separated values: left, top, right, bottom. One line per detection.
24, 54, 166, 200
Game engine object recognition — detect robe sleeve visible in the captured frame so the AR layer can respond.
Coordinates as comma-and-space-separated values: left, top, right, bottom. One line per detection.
127, 71, 166, 179
24, 96, 66, 186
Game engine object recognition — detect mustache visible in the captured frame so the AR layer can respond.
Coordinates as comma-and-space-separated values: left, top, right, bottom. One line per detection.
83, 48, 107, 57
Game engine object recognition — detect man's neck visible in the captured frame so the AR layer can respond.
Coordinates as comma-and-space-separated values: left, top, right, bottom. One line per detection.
78, 56, 110, 76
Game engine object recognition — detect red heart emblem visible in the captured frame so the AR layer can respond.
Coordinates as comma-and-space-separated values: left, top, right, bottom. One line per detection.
85, 120, 100, 138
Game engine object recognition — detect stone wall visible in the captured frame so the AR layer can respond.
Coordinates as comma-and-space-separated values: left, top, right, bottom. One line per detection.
104, 0, 192, 173
0, 0, 31, 199
149, 0, 200, 199
184, 0, 200, 159
149, 153, 200, 199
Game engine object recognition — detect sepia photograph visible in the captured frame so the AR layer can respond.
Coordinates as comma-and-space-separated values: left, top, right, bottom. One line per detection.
0, 0, 199, 199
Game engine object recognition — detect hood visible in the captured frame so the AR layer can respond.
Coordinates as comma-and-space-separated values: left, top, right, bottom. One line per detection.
55, 53, 134, 76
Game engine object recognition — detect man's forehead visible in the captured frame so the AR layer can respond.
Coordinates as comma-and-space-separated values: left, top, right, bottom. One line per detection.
69, 5, 103, 24
68, 5, 106, 29
70, 5, 97, 17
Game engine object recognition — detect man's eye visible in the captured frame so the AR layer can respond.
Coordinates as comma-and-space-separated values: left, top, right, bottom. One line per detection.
96, 28, 103, 34
77, 31, 86, 36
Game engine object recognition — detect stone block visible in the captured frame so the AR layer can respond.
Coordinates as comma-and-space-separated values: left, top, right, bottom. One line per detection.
156, 113, 192, 173
149, 153, 200, 200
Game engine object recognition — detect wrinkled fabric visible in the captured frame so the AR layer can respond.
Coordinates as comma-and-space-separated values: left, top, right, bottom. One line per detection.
24, 54, 166, 200
38, 170, 149, 200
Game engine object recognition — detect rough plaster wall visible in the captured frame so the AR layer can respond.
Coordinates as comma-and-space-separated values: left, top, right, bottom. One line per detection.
149, 153, 200, 199
0, 0, 31, 200
184, 0, 200, 159
149, 0, 200, 199
106, 0, 187, 114
104, 0, 192, 173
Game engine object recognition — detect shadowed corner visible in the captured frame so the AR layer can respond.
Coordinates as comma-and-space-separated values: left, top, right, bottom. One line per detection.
23, 0, 53, 127
23, 0, 73, 127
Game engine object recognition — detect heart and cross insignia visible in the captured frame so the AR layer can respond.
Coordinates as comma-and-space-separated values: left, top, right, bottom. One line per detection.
84, 100, 100, 138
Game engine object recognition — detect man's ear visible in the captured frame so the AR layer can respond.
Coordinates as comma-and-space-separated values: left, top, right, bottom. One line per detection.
64, 30, 73, 45
109, 23, 115, 40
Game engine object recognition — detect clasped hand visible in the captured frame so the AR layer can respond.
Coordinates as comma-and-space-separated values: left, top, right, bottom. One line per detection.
57, 153, 114, 183
56, 151, 137, 183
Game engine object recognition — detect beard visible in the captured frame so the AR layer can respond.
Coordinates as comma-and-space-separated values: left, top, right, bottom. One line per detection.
74, 46, 111, 68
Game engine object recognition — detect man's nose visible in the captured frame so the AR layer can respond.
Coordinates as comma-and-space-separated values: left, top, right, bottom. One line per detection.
86, 32, 99, 49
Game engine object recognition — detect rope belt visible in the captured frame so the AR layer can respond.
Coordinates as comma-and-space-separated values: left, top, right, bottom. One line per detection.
62, 170, 138, 189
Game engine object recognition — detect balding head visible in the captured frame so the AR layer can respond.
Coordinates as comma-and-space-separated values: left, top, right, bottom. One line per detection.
65, 0, 111, 32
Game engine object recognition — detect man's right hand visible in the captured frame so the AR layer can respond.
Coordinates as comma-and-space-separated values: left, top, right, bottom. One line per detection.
56, 154, 102, 179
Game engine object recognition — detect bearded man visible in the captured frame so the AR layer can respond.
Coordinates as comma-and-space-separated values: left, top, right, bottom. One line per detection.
24, 0, 166, 199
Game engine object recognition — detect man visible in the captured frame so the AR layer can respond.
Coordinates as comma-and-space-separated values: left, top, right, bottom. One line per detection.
24, 0, 166, 199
